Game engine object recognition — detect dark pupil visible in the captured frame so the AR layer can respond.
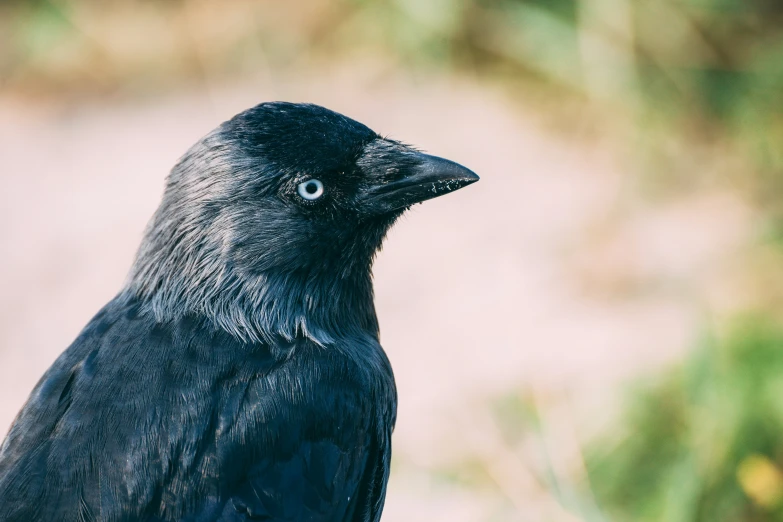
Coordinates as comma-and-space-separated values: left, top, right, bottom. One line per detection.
305, 182, 318, 194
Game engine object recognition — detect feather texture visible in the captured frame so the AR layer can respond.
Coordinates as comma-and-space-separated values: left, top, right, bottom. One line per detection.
0, 298, 395, 521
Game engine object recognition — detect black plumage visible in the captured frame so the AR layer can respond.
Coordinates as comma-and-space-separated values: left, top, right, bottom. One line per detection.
0, 102, 478, 521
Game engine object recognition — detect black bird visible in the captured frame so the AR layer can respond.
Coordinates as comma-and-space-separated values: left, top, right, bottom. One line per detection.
0, 102, 478, 521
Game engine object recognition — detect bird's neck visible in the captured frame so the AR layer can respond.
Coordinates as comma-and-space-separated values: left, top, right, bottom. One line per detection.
124, 248, 380, 347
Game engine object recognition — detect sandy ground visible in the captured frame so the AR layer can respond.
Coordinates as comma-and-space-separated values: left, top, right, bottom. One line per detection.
0, 72, 750, 520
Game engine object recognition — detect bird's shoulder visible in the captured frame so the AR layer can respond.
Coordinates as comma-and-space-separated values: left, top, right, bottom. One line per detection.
218, 334, 396, 522
0, 296, 396, 521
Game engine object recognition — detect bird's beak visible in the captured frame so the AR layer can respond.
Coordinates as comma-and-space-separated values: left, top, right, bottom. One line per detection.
362, 151, 479, 214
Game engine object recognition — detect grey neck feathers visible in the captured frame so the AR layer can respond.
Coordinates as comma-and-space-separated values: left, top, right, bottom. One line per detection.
124, 263, 378, 346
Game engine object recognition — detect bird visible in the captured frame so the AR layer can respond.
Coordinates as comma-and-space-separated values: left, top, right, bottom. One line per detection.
0, 102, 478, 521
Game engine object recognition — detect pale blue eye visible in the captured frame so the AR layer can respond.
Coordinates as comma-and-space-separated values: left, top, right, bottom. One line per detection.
297, 179, 324, 200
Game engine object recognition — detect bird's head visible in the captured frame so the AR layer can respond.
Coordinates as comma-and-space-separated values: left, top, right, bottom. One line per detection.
127, 102, 478, 345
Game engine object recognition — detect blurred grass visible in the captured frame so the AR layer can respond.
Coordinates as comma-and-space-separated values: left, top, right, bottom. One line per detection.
585, 316, 783, 522
437, 317, 783, 521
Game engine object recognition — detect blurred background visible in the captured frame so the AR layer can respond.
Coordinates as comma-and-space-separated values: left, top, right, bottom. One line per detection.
1, 0, 783, 520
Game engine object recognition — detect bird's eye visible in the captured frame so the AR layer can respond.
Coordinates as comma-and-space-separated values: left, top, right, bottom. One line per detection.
297, 179, 324, 201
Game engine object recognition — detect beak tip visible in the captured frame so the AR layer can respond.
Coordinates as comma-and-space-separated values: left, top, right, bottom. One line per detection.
428, 155, 479, 184
451, 165, 480, 189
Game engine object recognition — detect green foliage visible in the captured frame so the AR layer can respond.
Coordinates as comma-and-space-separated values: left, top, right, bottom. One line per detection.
585, 316, 783, 522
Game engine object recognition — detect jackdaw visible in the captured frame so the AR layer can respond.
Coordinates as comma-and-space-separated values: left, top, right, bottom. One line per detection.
0, 102, 478, 521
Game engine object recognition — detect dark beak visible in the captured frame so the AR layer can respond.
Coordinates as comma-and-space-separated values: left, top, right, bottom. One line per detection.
363, 152, 479, 214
